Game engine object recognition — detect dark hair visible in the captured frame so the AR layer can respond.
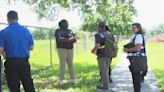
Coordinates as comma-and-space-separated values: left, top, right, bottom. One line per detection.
98, 22, 105, 28
7, 10, 18, 20
105, 25, 110, 31
58, 21, 62, 28
132, 23, 142, 34
58, 19, 68, 28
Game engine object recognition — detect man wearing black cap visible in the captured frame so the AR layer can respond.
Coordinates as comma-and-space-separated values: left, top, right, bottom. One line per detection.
0, 10, 35, 92
92, 22, 112, 89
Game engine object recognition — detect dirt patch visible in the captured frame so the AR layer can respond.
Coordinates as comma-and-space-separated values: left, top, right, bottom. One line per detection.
149, 35, 164, 42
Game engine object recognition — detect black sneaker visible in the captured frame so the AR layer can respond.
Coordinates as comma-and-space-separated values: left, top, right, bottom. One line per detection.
109, 78, 113, 83
140, 76, 144, 83
97, 85, 109, 89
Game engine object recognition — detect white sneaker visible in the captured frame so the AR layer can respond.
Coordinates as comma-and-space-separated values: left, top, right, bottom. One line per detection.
70, 79, 77, 85
59, 80, 65, 85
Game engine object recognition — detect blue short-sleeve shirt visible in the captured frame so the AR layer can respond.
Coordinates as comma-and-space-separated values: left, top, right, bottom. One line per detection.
0, 22, 34, 58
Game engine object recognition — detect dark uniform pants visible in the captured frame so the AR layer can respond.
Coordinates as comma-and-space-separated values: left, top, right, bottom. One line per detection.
132, 72, 141, 92
0, 57, 1, 92
4, 58, 35, 92
108, 58, 112, 77
129, 56, 147, 92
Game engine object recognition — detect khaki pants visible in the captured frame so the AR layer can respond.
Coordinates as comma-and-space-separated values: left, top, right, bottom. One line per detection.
98, 57, 111, 87
57, 48, 75, 81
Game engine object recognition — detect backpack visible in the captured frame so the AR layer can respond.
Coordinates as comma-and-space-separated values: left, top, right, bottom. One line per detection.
104, 34, 118, 58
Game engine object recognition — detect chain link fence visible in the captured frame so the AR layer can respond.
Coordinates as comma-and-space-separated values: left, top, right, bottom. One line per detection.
0, 23, 95, 66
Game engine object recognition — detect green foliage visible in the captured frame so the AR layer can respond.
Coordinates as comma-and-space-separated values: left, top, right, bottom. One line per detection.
7, 0, 136, 35
80, 0, 136, 35
32, 29, 49, 40
147, 24, 164, 38
32, 28, 56, 40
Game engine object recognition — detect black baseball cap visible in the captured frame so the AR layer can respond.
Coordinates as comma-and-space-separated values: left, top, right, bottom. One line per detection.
98, 22, 105, 28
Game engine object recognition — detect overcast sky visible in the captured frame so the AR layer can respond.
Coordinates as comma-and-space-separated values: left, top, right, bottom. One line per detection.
0, 0, 81, 29
0, 0, 164, 30
133, 0, 164, 30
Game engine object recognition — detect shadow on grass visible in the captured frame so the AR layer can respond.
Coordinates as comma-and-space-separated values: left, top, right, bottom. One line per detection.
2, 61, 100, 92
29, 63, 100, 92
30, 64, 59, 91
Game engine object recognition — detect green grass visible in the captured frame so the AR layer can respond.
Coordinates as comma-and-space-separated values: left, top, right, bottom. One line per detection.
147, 42, 164, 91
2, 40, 120, 92
3, 39, 164, 92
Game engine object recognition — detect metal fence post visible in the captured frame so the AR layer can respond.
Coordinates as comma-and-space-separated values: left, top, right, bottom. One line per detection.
49, 29, 53, 66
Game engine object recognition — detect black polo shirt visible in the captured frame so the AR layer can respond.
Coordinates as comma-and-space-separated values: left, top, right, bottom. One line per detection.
55, 29, 74, 49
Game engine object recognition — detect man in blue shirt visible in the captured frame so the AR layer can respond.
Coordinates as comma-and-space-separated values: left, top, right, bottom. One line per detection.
0, 57, 1, 92
0, 10, 35, 92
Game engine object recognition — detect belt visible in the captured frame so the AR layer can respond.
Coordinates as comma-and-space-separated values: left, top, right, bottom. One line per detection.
6, 58, 28, 61
58, 48, 73, 49
99, 45, 105, 49
128, 53, 146, 56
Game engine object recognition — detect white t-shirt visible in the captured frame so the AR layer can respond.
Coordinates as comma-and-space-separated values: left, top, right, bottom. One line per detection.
128, 34, 146, 56
133, 34, 146, 49
135, 34, 143, 45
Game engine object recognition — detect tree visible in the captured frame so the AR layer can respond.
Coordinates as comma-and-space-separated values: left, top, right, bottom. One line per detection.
80, 0, 136, 35
148, 24, 164, 38
7, 0, 136, 35
32, 29, 48, 40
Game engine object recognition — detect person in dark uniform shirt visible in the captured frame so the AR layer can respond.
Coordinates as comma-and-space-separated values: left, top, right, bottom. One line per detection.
55, 19, 77, 86
92, 22, 112, 89
123, 23, 148, 92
